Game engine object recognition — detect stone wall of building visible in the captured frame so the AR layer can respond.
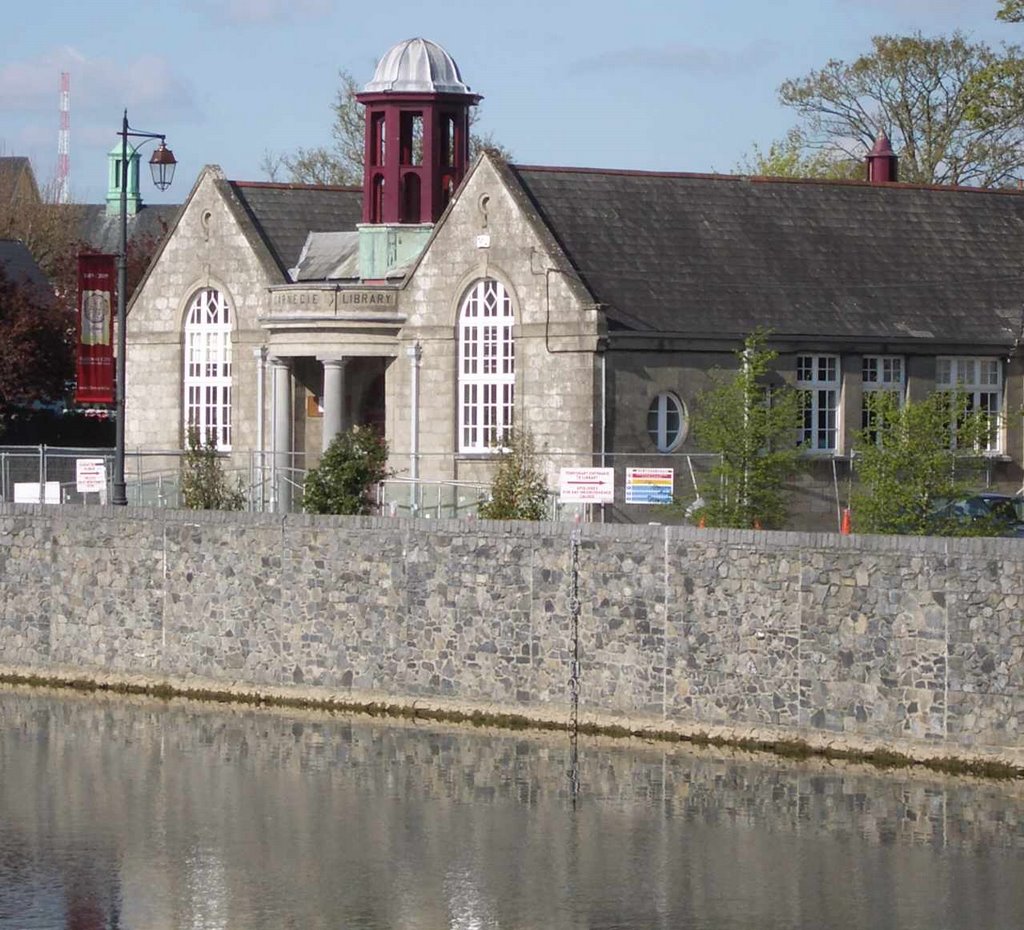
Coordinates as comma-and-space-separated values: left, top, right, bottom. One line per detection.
2, 504, 1023, 765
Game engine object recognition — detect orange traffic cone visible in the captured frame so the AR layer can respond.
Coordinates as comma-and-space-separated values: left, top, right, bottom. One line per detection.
753, 518, 762, 530
698, 514, 706, 528
840, 507, 852, 535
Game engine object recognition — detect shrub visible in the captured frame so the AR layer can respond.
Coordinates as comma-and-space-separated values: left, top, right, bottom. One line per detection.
478, 430, 549, 521
180, 428, 246, 510
302, 425, 391, 515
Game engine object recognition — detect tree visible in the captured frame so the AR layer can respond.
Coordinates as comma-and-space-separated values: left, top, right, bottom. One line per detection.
179, 428, 246, 510
774, 32, 1024, 188
997, 1, 1023, 22
737, 127, 862, 180
302, 425, 391, 515
478, 430, 549, 521
0, 167, 84, 302
0, 266, 74, 430
262, 69, 511, 185
689, 332, 803, 529
851, 391, 995, 535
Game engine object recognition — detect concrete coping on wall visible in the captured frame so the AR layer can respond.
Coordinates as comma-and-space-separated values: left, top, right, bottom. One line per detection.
3, 502, 1024, 559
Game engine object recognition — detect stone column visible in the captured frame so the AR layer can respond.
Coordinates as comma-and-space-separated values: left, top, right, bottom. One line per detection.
321, 357, 348, 452
270, 356, 293, 513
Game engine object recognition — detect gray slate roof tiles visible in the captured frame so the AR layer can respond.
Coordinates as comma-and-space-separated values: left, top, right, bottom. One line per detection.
511, 166, 1024, 347
228, 182, 363, 274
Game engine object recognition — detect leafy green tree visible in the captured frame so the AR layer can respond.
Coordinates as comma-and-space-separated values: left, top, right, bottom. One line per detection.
478, 430, 549, 521
690, 332, 803, 529
998, 1, 1023, 22
262, 69, 511, 186
737, 127, 862, 180
180, 428, 246, 510
851, 391, 995, 535
302, 425, 391, 515
773, 32, 1024, 188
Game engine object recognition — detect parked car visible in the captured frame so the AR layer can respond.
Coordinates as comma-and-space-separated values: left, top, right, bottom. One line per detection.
930, 492, 1024, 538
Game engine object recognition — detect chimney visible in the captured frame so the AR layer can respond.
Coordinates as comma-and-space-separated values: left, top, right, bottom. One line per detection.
866, 131, 898, 184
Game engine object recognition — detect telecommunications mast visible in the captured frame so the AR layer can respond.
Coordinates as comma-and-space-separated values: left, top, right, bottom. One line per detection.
57, 72, 70, 203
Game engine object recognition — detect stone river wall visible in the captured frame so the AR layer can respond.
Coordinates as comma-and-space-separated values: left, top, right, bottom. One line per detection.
1, 504, 1023, 766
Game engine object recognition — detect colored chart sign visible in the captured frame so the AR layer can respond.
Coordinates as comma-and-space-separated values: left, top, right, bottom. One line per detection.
625, 468, 674, 505
558, 467, 614, 504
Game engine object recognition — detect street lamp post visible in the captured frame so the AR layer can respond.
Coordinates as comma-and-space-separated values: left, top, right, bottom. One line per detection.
112, 110, 176, 506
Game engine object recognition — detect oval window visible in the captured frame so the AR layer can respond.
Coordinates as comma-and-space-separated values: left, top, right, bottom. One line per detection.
647, 393, 687, 452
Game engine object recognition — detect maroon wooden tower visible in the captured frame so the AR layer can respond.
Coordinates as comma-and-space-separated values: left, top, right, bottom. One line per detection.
357, 38, 481, 225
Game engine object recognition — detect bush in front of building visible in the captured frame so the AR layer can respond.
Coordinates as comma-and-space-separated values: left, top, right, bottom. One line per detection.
302, 425, 391, 515
478, 430, 549, 521
180, 428, 246, 511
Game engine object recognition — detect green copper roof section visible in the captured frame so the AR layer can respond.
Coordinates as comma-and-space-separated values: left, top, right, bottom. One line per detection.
106, 142, 142, 217
358, 224, 432, 280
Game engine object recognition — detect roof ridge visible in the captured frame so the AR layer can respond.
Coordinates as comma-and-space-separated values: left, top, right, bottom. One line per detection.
232, 180, 362, 193
510, 163, 1024, 196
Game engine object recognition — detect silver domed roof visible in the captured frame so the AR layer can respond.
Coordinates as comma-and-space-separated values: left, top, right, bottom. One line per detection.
363, 38, 472, 95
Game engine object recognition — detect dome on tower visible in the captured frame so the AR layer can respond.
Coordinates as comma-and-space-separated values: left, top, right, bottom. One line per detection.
363, 38, 473, 95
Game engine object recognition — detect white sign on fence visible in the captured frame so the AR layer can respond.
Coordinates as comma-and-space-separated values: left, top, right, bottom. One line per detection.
13, 481, 61, 505
76, 458, 107, 494
558, 467, 615, 504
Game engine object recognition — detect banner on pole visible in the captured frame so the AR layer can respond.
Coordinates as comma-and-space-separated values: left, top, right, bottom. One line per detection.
74, 252, 116, 405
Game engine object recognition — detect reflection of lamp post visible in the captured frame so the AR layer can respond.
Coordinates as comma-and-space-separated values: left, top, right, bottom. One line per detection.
112, 110, 176, 506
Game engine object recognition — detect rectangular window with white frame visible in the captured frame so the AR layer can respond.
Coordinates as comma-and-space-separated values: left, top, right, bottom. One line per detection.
936, 356, 1002, 453
861, 355, 905, 443
797, 355, 840, 452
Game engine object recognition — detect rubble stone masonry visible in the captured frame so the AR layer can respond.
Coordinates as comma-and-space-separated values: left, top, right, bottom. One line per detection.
2, 505, 1023, 767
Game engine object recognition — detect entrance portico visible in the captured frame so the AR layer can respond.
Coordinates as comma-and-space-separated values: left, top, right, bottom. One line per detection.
262, 283, 404, 511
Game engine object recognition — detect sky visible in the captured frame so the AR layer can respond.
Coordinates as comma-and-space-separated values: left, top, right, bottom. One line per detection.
0, 0, 1018, 204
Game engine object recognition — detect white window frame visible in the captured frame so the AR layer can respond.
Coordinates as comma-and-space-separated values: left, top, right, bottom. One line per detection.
936, 356, 1002, 453
797, 354, 840, 452
184, 288, 233, 451
458, 279, 515, 453
861, 355, 905, 441
647, 393, 687, 453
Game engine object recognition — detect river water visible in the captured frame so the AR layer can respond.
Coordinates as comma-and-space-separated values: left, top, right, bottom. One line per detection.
1, 687, 1023, 929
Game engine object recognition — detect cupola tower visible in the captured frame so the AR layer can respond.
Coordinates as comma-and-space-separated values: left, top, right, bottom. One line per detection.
357, 38, 481, 226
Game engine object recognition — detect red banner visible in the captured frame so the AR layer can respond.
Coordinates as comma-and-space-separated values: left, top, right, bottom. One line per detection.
75, 252, 116, 405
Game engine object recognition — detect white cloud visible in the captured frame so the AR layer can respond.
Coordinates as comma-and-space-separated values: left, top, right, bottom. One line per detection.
0, 47, 196, 116
569, 42, 784, 77
191, 0, 334, 25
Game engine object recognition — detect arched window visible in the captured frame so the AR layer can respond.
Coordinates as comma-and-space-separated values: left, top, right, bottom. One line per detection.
458, 279, 515, 453
184, 288, 233, 450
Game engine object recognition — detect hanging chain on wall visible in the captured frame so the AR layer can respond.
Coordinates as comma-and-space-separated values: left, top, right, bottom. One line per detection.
567, 523, 582, 807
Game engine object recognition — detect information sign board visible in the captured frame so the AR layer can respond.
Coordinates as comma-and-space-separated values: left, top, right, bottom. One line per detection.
558, 467, 615, 504
76, 458, 107, 494
625, 468, 674, 505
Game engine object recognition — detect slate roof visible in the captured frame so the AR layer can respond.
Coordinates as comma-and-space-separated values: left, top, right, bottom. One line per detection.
510, 166, 1024, 347
77, 204, 181, 255
227, 182, 363, 275
0, 239, 51, 291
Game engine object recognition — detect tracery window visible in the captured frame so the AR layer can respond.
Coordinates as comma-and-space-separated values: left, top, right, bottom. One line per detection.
183, 288, 233, 450
458, 279, 515, 453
